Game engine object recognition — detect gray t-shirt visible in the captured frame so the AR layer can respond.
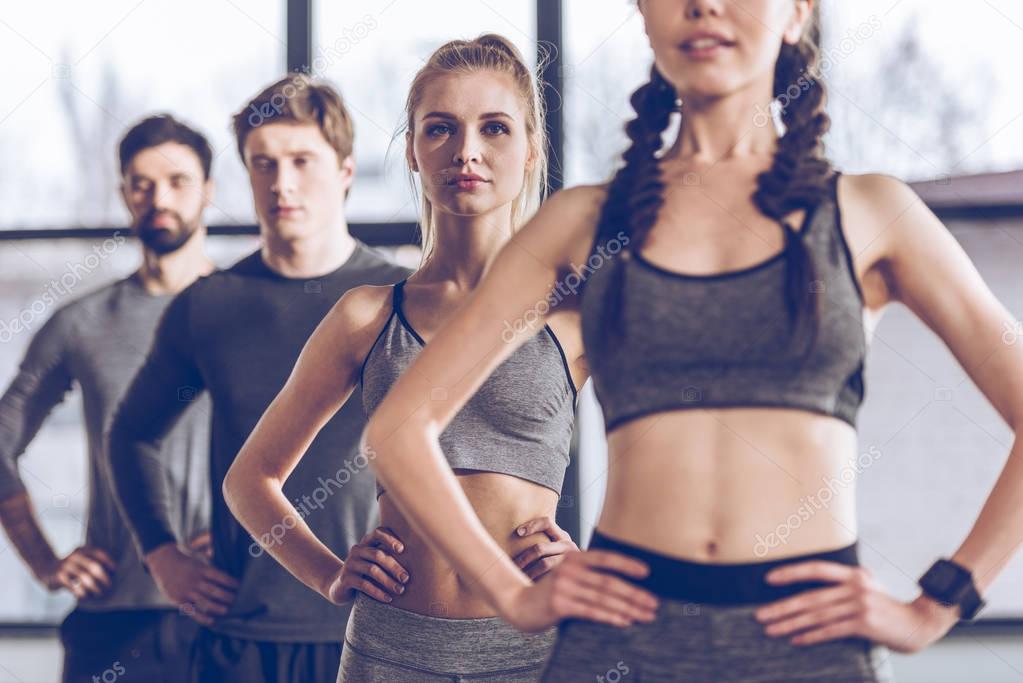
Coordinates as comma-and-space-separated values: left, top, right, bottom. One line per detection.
0, 274, 211, 611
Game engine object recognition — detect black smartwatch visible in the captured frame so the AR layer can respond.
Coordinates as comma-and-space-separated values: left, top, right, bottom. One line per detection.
917, 558, 986, 620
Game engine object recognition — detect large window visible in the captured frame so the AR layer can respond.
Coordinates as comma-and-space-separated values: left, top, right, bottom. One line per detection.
822, 0, 1023, 180
0, 0, 285, 229
563, 0, 1023, 185
314, 0, 536, 222
0, 0, 282, 624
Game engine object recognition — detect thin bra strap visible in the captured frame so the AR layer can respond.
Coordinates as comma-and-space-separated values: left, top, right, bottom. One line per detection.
359, 281, 407, 387
393, 278, 407, 310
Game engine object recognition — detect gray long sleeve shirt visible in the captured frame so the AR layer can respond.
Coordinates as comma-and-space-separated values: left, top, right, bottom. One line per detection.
108, 244, 412, 643
0, 274, 211, 611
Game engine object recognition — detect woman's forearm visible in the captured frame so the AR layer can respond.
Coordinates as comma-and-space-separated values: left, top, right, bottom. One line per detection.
949, 429, 1023, 593
223, 464, 343, 598
362, 420, 531, 612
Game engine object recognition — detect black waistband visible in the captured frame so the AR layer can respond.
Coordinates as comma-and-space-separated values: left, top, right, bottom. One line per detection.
589, 529, 859, 605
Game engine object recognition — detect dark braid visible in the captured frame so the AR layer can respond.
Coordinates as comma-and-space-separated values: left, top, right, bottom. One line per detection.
754, 21, 833, 354
586, 65, 676, 344
591, 8, 832, 358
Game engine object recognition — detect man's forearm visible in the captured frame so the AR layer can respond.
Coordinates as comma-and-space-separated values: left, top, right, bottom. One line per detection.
0, 492, 59, 583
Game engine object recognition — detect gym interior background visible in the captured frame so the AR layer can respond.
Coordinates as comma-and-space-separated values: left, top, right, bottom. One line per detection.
2, 1, 1023, 681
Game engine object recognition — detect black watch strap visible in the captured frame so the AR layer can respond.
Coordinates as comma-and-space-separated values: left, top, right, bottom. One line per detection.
918, 558, 985, 620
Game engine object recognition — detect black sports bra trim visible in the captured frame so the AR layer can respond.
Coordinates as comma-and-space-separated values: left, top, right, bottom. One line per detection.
382, 279, 576, 401
543, 325, 578, 403
358, 297, 399, 388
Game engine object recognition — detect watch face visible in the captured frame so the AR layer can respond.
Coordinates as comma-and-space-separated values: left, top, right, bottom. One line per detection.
930, 562, 957, 592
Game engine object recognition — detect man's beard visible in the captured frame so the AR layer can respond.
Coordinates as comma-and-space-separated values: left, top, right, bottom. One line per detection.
134, 208, 200, 255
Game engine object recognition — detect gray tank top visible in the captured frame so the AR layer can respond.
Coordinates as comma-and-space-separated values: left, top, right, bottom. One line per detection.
360, 279, 577, 497
580, 171, 866, 432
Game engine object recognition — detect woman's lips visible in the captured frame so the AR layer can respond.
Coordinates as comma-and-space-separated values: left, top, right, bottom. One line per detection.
680, 35, 736, 60
453, 179, 487, 190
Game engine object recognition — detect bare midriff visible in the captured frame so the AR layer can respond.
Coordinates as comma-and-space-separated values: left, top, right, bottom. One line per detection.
595, 407, 862, 564
379, 470, 560, 618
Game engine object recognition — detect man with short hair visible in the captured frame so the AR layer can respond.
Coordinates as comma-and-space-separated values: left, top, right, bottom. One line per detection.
0, 114, 217, 683
108, 76, 412, 683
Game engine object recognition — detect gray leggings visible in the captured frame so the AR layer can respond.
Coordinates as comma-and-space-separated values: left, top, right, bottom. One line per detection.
337, 593, 557, 682
540, 599, 896, 682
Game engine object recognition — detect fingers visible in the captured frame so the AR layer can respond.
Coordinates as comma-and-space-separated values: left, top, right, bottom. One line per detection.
764, 599, 861, 637
516, 516, 574, 544
569, 567, 658, 620
572, 560, 658, 613
351, 576, 396, 603
61, 566, 101, 598
365, 527, 404, 554
542, 554, 659, 625
550, 571, 657, 626
200, 566, 241, 591
755, 584, 856, 623
346, 555, 407, 596
179, 601, 215, 627
188, 531, 212, 549
790, 616, 862, 645
196, 578, 236, 606
522, 555, 561, 581
187, 590, 231, 617
65, 554, 113, 595
353, 545, 409, 585
58, 567, 88, 599
765, 560, 860, 586
516, 516, 554, 539
552, 594, 643, 628
187, 532, 214, 559
79, 546, 117, 573
514, 540, 576, 570
577, 550, 653, 581
181, 576, 236, 625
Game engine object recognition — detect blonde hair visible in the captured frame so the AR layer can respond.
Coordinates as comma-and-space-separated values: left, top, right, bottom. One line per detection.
402, 34, 548, 265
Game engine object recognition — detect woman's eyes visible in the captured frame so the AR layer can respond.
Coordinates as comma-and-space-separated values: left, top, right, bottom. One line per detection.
425, 122, 510, 137
482, 122, 510, 136
426, 124, 453, 137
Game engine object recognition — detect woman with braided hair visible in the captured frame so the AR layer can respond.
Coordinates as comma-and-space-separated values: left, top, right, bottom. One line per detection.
363, 1, 1023, 680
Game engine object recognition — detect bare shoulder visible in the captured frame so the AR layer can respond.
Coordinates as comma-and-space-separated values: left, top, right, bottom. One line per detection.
316, 283, 398, 368
836, 172, 926, 260
514, 184, 609, 270
838, 172, 918, 213
837, 172, 947, 310
838, 172, 927, 230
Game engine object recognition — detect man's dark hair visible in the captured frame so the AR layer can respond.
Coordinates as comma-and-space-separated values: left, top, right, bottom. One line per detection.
118, 114, 214, 179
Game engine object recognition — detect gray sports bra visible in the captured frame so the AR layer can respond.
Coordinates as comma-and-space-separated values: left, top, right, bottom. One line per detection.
360, 279, 577, 497
580, 171, 867, 432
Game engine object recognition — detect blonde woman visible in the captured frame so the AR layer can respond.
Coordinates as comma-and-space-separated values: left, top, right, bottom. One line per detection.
224, 35, 585, 681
